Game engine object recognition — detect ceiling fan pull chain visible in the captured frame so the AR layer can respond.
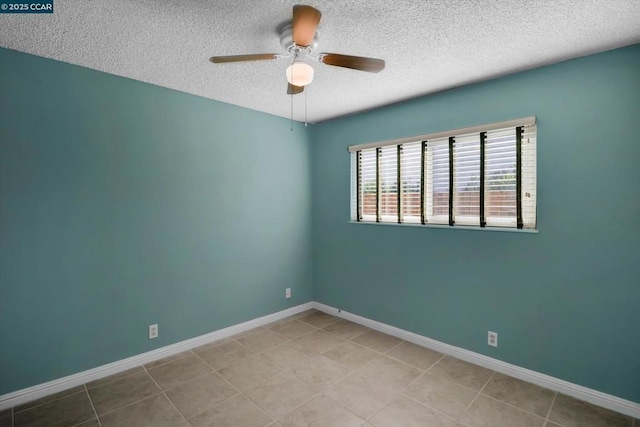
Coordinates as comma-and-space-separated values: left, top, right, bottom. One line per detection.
305, 89, 308, 127
290, 53, 297, 131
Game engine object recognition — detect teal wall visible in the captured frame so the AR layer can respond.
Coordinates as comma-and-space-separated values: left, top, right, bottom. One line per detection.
0, 48, 313, 394
310, 44, 640, 402
1, 43, 639, 403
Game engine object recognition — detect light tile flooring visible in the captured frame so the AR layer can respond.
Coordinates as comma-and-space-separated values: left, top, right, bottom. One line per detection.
2, 310, 638, 427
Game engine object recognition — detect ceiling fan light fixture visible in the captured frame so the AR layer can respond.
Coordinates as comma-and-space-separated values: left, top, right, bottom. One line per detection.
286, 61, 314, 86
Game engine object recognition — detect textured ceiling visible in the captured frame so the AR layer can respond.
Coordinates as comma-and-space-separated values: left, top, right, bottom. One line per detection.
1, 0, 639, 123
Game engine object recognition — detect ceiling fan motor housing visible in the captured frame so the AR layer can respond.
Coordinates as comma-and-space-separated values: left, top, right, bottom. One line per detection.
280, 22, 319, 51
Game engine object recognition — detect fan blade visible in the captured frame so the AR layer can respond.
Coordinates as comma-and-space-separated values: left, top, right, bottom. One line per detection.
319, 53, 385, 73
292, 5, 321, 47
287, 83, 304, 95
210, 54, 278, 63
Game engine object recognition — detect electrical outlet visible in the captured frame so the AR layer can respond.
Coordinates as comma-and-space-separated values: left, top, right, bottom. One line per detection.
149, 324, 158, 339
488, 331, 498, 347
285, 288, 292, 299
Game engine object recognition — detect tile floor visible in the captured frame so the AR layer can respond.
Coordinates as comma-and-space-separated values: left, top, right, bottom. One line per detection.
1, 310, 638, 427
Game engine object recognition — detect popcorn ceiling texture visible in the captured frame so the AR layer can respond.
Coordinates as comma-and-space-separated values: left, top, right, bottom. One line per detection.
1, 0, 639, 122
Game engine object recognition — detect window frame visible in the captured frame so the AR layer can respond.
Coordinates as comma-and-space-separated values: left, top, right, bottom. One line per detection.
349, 117, 537, 233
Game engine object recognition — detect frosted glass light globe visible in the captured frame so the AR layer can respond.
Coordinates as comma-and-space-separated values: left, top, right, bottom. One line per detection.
286, 62, 314, 86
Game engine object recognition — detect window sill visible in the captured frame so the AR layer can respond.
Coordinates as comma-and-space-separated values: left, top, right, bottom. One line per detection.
348, 221, 539, 234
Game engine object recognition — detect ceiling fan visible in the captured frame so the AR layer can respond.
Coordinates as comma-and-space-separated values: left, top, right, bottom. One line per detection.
210, 5, 385, 95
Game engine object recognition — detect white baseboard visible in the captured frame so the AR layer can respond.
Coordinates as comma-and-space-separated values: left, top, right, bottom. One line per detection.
0, 302, 314, 411
3, 301, 638, 419
312, 302, 640, 419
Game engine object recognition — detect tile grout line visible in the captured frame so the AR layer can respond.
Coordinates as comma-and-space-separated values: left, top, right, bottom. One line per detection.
365, 349, 429, 376
181, 394, 241, 422
262, 387, 323, 425
84, 367, 146, 392
383, 349, 443, 374
393, 364, 428, 394
180, 391, 242, 423
348, 337, 403, 360
544, 392, 559, 426
191, 351, 245, 395
346, 337, 395, 357
321, 387, 374, 423
143, 351, 192, 371
146, 353, 217, 389
188, 350, 275, 423
194, 316, 356, 424
324, 328, 372, 342
236, 328, 294, 349
84, 385, 103, 427
286, 327, 326, 345
12, 388, 104, 427
142, 365, 191, 425
457, 370, 496, 423
325, 325, 371, 342
454, 371, 552, 425
346, 329, 450, 372
401, 354, 478, 395
247, 387, 314, 425
423, 355, 499, 397
179, 394, 240, 420
383, 339, 406, 355
365, 400, 389, 423
192, 341, 257, 370
364, 383, 405, 424
351, 336, 403, 355
266, 328, 306, 343
95, 392, 167, 419
340, 340, 442, 395
190, 335, 245, 354
400, 391, 460, 423
424, 353, 447, 374
478, 391, 551, 422
159, 369, 218, 396
402, 358, 554, 424
317, 350, 373, 374
12, 388, 87, 415
403, 353, 447, 389
338, 328, 373, 344
389, 352, 468, 424
237, 388, 279, 425
297, 319, 340, 330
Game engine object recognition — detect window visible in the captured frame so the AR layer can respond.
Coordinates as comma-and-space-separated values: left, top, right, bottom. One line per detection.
350, 118, 536, 230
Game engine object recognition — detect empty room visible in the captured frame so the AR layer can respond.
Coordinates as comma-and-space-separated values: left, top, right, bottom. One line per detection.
1, 1, 639, 426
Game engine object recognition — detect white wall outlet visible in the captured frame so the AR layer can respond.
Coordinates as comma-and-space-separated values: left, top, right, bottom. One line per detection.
285, 288, 291, 299
488, 331, 498, 347
149, 324, 158, 339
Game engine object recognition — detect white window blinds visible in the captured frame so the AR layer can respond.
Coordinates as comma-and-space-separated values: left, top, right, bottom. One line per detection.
453, 133, 481, 226
351, 118, 536, 230
425, 139, 449, 224
400, 142, 422, 224
357, 149, 377, 222
485, 128, 517, 227
379, 146, 398, 222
